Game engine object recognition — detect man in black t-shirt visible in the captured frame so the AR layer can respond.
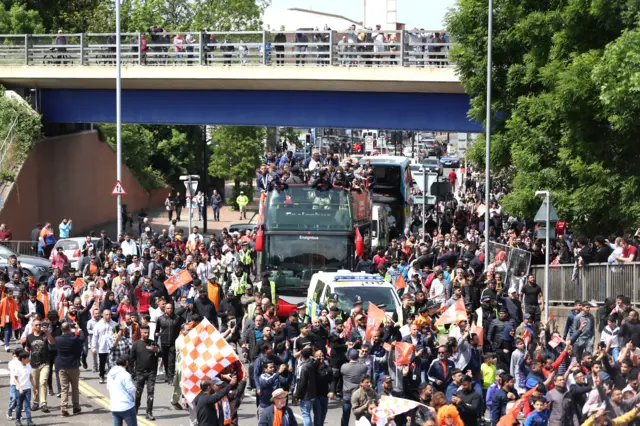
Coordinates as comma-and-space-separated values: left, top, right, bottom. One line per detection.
520, 274, 543, 323
131, 324, 161, 420
25, 317, 55, 413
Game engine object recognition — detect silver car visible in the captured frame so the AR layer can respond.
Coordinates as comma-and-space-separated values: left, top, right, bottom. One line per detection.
0, 244, 52, 283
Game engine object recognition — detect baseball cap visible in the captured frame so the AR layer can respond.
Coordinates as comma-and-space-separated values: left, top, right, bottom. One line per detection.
508, 288, 517, 294
523, 313, 531, 319
212, 377, 224, 385
381, 375, 392, 383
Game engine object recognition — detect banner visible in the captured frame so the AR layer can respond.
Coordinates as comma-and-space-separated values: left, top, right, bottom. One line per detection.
366, 304, 386, 342
435, 298, 467, 326
180, 317, 239, 403
165, 269, 193, 295
395, 341, 415, 366
372, 395, 422, 426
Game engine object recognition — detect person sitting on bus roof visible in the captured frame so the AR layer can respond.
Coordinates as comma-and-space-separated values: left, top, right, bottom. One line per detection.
332, 167, 351, 189
311, 168, 333, 191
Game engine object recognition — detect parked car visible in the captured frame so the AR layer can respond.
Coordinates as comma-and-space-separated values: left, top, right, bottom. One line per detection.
0, 244, 52, 283
49, 237, 100, 270
440, 155, 461, 168
228, 212, 259, 234
422, 158, 443, 176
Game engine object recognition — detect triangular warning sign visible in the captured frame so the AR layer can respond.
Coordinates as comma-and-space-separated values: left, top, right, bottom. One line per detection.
111, 180, 127, 195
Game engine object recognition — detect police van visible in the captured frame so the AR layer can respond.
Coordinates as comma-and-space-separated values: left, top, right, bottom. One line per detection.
305, 271, 403, 322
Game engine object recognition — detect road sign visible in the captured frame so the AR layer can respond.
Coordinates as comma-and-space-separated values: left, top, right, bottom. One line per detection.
365, 136, 374, 152
534, 199, 559, 222
111, 180, 127, 195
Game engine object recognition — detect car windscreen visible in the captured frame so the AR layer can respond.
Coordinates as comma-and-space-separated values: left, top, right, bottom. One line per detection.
56, 240, 80, 250
333, 286, 398, 314
0, 244, 17, 258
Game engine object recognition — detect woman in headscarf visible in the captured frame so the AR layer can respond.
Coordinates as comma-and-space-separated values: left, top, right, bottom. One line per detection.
497, 324, 515, 371
100, 291, 118, 321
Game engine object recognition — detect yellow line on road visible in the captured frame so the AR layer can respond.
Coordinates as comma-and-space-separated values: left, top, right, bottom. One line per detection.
79, 379, 157, 426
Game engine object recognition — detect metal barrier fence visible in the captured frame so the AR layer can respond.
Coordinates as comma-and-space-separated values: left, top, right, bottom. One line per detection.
0, 240, 38, 256
530, 262, 640, 305
0, 31, 452, 68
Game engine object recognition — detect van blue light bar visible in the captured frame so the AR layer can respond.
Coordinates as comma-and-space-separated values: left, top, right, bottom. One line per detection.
333, 275, 385, 281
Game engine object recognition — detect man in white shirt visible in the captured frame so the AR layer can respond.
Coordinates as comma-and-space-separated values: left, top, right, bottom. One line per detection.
308, 151, 321, 172
120, 235, 139, 258
187, 226, 204, 243
91, 309, 117, 384
7, 349, 23, 421
13, 351, 36, 426
86, 308, 101, 373
107, 355, 137, 425
428, 270, 446, 304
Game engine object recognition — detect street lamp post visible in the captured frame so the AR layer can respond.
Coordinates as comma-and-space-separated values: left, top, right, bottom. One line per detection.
115, 0, 123, 235
484, 0, 493, 266
536, 190, 551, 323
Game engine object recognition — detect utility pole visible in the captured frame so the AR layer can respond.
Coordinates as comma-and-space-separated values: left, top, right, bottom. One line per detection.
202, 125, 208, 233
484, 0, 493, 266
115, 0, 123, 236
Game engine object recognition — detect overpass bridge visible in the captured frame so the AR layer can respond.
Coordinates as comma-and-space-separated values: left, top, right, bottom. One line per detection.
0, 30, 478, 131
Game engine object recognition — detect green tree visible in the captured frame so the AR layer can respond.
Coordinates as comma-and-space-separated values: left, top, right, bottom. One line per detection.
0, 88, 42, 181
447, 0, 640, 235
209, 126, 263, 183
0, 3, 44, 34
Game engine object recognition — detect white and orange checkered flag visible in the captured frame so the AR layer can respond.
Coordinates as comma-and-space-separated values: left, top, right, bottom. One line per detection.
372, 395, 423, 426
180, 317, 239, 403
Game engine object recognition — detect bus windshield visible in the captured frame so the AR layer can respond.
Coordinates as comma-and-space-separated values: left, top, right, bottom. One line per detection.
265, 235, 354, 295
370, 165, 403, 197
265, 186, 352, 231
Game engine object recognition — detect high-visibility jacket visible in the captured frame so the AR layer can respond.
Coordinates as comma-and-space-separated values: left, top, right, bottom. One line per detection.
255, 280, 277, 305
229, 273, 248, 296
239, 250, 252, 265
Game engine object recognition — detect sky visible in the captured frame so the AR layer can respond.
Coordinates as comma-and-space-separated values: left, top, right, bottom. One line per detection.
264, 0, 457, 30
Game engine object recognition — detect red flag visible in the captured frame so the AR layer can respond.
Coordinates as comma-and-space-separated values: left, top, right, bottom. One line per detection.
435, 298, 467, 326
395, 342, 415, 366
521, 328, 532, 347
548, 334, 563, 349
394, 275, 406, 291
73, 278, 85, 294
164, 269, 193, 294
366, 304, 386, 342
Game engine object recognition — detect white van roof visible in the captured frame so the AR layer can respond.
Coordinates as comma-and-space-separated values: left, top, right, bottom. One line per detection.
312, 271, 387, 285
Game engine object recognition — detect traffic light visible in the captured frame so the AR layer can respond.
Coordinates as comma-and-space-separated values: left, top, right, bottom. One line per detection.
305, 134, 311, 145
282, 141, 287, 152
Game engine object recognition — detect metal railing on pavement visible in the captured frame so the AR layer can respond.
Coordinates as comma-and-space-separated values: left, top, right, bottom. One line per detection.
530, 262, 640, 305
0, 30, 452, 68
0, 240, 39, 257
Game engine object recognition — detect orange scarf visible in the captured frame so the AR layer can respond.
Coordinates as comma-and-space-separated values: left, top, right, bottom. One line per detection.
273, 406, 283, 426
0, 296, 18, 327
37, 291, 49, 316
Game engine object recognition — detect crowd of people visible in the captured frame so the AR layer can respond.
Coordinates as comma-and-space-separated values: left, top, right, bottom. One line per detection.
1, 146, 640, 426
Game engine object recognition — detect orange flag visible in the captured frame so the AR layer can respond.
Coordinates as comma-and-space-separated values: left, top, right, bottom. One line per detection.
435, 298, 467, 326
394, 275, 406, 291
395, 341, 415, 365
497, 388, 535, 426
164, 269, 193, 295
366, 304, 387, 341
73, 278, 85, 294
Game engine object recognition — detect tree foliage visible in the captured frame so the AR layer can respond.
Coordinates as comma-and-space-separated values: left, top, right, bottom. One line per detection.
99, 124, 200, 191
209, 126, 264, 183
0, 3, 44, 34
447, 0, 640, 236
0, 88, 42, 180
